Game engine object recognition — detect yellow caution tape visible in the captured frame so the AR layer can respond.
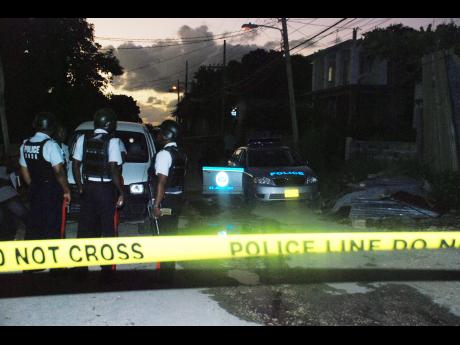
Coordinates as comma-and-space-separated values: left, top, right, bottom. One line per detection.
0, 232, 459, 272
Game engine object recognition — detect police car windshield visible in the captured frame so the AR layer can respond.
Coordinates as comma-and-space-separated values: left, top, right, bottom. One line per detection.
247, 148, 305, 168
71, 130, 149, 163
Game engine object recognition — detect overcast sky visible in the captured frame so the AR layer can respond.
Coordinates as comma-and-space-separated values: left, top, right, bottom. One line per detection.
88, 18, 458, 124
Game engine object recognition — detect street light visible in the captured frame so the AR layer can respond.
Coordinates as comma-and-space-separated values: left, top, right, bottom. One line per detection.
241, 19, 299, 147
242, 22, 281, 32
169, 80, 186, 125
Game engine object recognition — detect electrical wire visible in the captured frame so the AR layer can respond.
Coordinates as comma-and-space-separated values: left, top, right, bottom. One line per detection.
125, 42, 217, 73
126, 34, 260, 90
194, 18, 354, 100
100, 28, 262, 51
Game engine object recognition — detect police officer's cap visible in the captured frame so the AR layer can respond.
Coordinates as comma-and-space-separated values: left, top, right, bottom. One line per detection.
94, 108, 117, 133
160, 120, 180, 141
33, 112, 57, 133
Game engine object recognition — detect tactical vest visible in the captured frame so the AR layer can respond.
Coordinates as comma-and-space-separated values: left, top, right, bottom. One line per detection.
152, 145, 187, 194
82, 133, 112, 181
23, 138, 56, 183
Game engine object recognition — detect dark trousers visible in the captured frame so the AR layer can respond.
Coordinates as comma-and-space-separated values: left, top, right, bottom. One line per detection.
0, 196, 29, 240
77, 181, 117, 239
157, 193, 184, 235
26, 182, 63, 240
156, 193, 184, 273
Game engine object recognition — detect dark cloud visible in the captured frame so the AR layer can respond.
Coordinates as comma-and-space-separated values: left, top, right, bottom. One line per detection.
146, 96, 166, 105
109, 25, 262, 93
263, 38, 318, 52
139, 100, 175, 125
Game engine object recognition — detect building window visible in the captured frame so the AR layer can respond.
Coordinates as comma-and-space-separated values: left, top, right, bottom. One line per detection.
328, 66, 334, 82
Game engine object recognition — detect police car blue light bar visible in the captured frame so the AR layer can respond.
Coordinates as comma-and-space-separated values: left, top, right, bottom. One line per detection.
202, 166, 244, 172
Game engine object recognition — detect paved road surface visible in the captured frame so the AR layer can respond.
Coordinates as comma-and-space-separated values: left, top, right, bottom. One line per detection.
1, 193, 460, 325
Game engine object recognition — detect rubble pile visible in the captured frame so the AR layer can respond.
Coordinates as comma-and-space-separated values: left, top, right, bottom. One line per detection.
330, 175, 442, 227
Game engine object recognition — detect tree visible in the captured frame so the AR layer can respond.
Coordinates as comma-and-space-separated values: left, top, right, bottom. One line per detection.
0, 18, 124, 141
107, 94, 141, 123
362, 23, 460, 86
361, 23, 460, 140
178, 48, 312, 137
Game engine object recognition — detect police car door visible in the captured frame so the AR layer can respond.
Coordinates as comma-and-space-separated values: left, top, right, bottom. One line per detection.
202, 149, 244, 195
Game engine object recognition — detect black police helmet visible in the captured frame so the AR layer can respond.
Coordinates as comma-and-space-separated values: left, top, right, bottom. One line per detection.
33, 112, 57, 133
159, 120, 180, 141
94, 108, 117, 133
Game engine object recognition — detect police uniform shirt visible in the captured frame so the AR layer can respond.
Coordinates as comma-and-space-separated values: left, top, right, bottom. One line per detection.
19, 132, 64, 169
72, 129, 123, 182
154, 142, 177, 177
154, 142, 183, 195
60, 143, 70, 166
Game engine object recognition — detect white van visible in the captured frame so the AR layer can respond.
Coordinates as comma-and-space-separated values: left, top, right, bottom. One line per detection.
67, 121, 156, 223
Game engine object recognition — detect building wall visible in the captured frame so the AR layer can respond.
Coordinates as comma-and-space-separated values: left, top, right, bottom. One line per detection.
311, 40, 388, 91
420, 50, 459, 172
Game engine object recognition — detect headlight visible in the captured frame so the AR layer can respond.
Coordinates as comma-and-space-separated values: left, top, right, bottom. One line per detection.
305, 176, 318, 185
130, 184, 145, 194
254, 177, 275, 185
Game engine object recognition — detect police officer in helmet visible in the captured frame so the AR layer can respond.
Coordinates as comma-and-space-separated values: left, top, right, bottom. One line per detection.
19, 112, 71, 241
151, 119, 187, 236
72, 108, 124, 264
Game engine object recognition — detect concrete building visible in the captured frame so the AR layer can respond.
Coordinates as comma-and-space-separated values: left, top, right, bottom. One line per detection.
307, 30, 398, 140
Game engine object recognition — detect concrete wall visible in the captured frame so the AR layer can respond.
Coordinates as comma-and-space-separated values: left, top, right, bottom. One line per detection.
420, 50, 460, 172
345, 137, 417, 161
310, 40, 388, 91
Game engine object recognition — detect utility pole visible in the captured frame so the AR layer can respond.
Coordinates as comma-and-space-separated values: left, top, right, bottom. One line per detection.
280, 18, 299, 147
185, 60, 188, 95
177, 79, 180, 124
221, 40, 227, 135
0, 53, 10, 153
176, 79, 180, 103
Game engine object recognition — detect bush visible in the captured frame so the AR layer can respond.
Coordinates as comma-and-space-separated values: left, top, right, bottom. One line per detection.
425, 171, 460, 211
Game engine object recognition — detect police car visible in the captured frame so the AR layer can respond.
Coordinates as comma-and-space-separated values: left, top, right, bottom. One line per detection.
228, 138, 319, 203
67, 121, 156, 222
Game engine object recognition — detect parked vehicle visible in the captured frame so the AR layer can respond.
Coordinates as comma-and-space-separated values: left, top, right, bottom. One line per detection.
67, 121, 156, 222
228, 138, 319, 203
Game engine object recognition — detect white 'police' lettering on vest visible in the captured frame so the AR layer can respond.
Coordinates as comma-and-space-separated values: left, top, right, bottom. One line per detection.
24, 145, 41, 160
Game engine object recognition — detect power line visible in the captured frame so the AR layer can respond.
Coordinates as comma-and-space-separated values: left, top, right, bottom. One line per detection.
122, 18, 350, 94
288, 18, 360, 30
100, 28, 262, 51
230, 19, 360, 95
125, 42, 217, 73
198, 18, 352, 99
96, 28, 255, 43
289, 18, 351, 51
126, 31, 269, 90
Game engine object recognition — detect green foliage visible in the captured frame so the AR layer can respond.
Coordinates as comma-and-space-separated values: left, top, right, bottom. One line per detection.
424, 171, 460, 210
107, 94, 141, 123
298, 125, 344, 172
362, 23, 460, 84
179, 48, 312, 136
0, 18, 125, 141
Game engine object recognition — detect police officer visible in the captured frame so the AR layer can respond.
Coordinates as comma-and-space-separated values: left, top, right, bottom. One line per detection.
150, 120, 187, 275
151, 120, 187, 233
54, 124, 70, 172
19, 112, 71, 241
72, 108, 124, 252
0, 152, 28, 241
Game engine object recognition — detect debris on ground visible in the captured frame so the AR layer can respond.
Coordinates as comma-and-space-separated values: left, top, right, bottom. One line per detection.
329, 175, 443, 227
